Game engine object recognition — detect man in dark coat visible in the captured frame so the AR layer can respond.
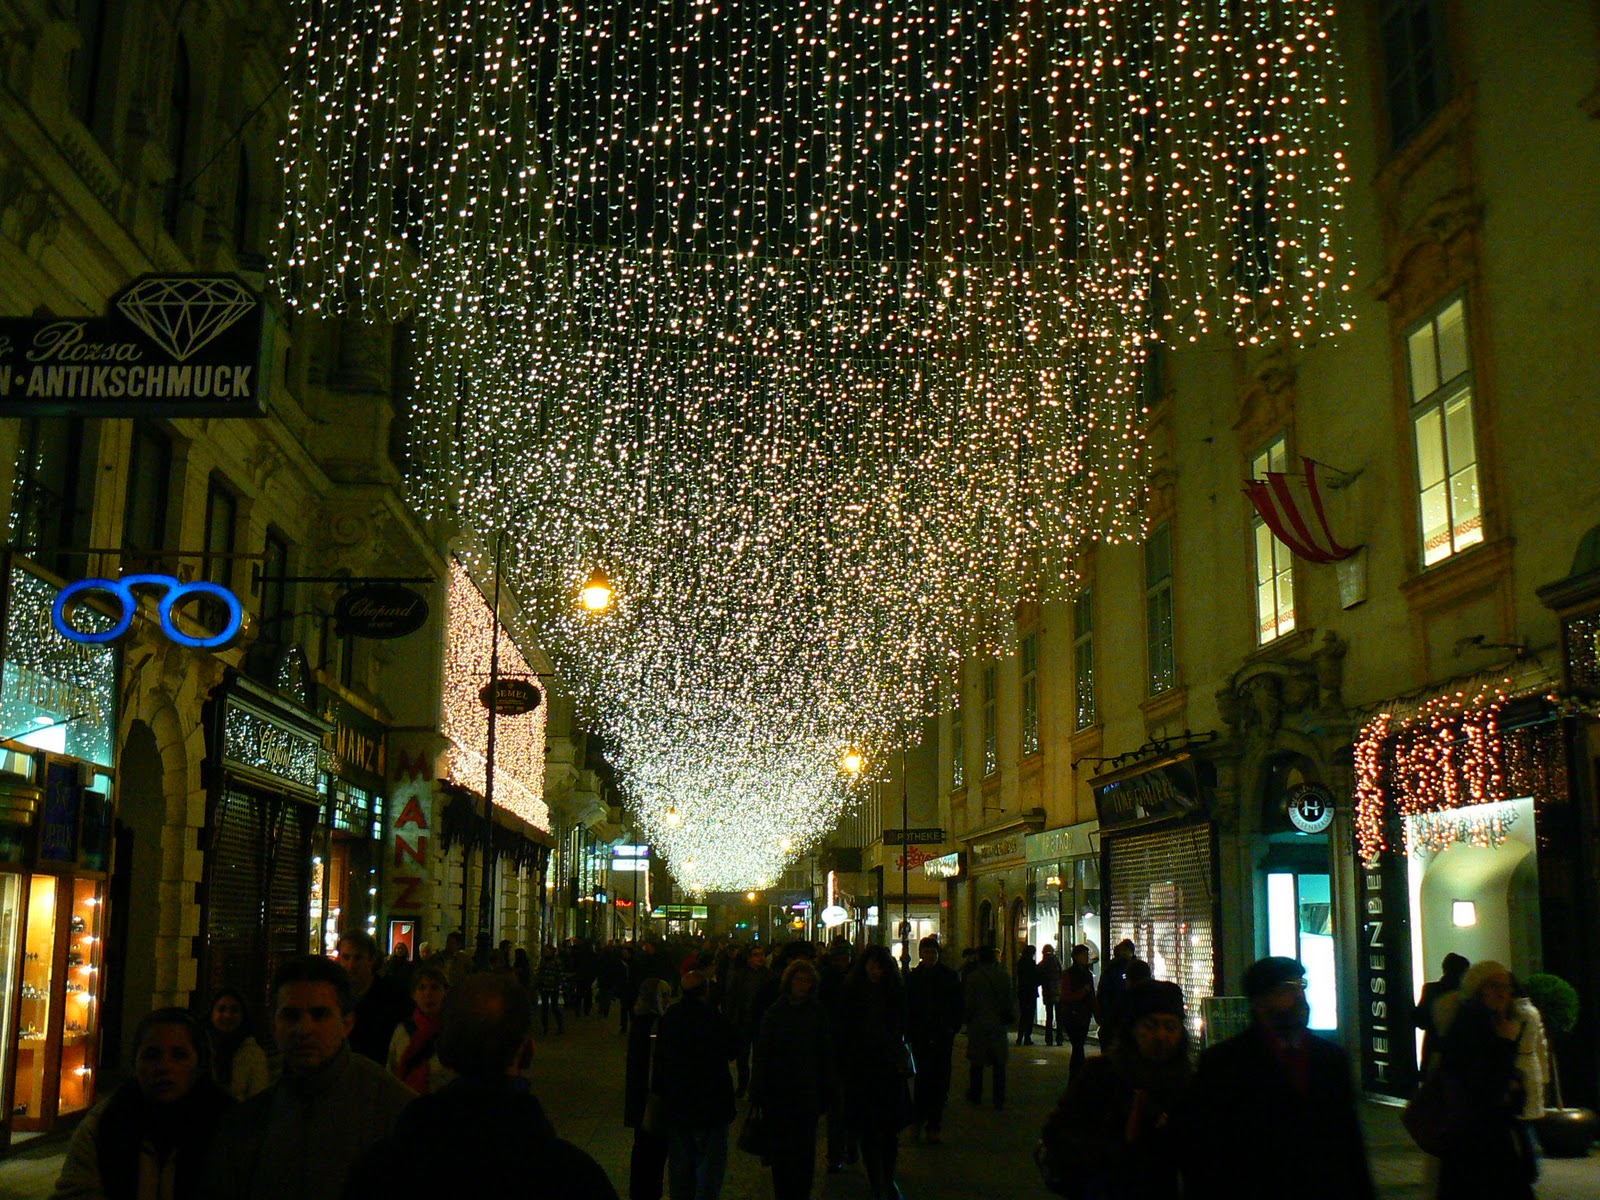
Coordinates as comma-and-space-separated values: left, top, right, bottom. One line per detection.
905, 935, 964, 1141
652, 970, 740, 1200
1036, 945, 1064, 1046
343, 973, 618, 1199
335, 930, 411, 1065
1014, 944, 1041, 1046
1181, 956, 1375, 1200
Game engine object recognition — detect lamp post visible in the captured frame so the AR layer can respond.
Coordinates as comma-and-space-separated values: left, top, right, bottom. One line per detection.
465, 533, 614, 946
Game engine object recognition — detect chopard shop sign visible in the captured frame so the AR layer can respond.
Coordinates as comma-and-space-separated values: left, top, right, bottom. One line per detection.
1091, 753, 1211, 831
0, 274, 267, 417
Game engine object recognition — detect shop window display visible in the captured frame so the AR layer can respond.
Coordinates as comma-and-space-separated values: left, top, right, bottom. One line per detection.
12, 875, 57, 1120
57, 878, 103, 1114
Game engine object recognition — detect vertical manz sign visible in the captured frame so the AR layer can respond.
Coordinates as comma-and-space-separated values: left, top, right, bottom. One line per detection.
1357, 850, 1416, 1099
0, 274, 267, 417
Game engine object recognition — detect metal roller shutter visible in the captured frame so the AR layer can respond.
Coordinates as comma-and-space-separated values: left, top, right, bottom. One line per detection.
265, 800, 310, 992
206, 791, 265, 1005
1105, 823, 1218, 1035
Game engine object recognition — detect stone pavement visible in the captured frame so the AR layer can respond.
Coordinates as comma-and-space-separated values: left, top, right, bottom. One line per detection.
2, 1010, 1597, 1199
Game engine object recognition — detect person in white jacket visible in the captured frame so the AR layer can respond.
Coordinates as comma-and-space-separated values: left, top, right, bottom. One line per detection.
1511, 984, 1550, 1121
208, 987, 271, 1101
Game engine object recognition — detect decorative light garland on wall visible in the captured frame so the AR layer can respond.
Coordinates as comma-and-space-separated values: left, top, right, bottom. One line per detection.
1354, 674, 1566, 864
443, 560, 550, 832
279, 1, 1355, 887
1407, 804, 1519, 858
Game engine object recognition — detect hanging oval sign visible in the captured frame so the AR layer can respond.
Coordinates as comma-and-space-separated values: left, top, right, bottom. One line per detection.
478, 678, 543, 716
819, 904, 849, 928
1286, 782, 1335, 835
335, 584, 429, 639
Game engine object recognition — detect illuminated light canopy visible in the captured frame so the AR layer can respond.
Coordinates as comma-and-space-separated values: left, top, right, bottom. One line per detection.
279, 0, 1356, 888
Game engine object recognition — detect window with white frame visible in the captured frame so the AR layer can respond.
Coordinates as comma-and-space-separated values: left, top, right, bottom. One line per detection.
1073, 590, 1096, 729
1407, 296, 1482, 567
950, 693, 965, 790
982, 663, 998, 776
1145, 523, 1176, 695
1252, 437, 1296, 644
1021, 631, 1040, 756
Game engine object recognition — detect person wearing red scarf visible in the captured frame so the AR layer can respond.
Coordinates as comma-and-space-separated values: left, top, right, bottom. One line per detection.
388, 963, 456, 1094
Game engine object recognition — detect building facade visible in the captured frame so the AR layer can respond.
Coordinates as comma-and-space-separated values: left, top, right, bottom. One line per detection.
930, 0, 1600, 1104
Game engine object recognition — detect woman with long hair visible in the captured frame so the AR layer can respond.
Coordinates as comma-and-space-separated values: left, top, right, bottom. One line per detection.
55, 1008, 234, 1199
206, 987, 269, 1101
840, 944, 910, 1200
387, 962, 456, 1094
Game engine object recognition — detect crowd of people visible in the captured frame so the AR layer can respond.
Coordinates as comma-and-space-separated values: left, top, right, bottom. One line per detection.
44, 925, 1554, 1200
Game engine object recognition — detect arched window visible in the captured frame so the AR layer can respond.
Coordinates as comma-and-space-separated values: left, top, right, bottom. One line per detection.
69, 0, 108, 127
234, 146, 253, 260
162, 38, 191, 235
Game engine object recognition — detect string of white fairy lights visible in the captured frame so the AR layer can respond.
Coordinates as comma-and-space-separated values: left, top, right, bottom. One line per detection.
276, 0, 1354, 890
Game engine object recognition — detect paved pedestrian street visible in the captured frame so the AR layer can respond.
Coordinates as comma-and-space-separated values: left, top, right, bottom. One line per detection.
2, 1011, 1596, 1199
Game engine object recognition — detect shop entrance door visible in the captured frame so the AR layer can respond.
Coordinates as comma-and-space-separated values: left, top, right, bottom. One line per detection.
1265, 869, 1337, 1031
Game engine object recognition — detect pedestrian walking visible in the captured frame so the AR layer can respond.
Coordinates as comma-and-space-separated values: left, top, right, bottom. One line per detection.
1416, 952, 1469, 1071
820, 939, 859, 1173
1095, 941, 1146, 1048
209, 956, 414, 1200
1038, 981, 1192, 1200
652, 969, 739, 1200
387, 962, 456, 1094
538, 944, 567, 1035
1431, 960, 1538, 1200
345, 974, 618, 1199
1014, 945, 1040, 1046
730, 944, 774, 1098
382, 943, 413, 995
436, 930, 471, 988
1182, 956, 1374, 1200
752, 958, 835, 1200
1036, 945, 1063, 1046
1058, 945, 1096, 1079
513, 946, 533, 991
840, 945, 911, 1200
905, 935, 963, 1142
626, 979, 674, 1200
963, 943, 1016, 1109
207, 987, 270, 1101
336, 929, 411, 1065
598, 943, 628, 1020
55, 1007, 234, 1199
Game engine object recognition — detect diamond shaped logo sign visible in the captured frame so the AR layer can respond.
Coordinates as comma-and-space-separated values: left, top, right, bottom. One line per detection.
116, 276, 258, 362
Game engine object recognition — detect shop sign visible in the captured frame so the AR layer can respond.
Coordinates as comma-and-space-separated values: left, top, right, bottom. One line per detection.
2, 566, 115, 767
223, 702, 321, 793
1357, 852, 1416, 1099
651, 904, 709, 919
1092, 754, 1207, 831
390, 792, 431, 909
0, 274, 268, 417
1286, 783, 1335, 834
335, 584, 429, 639
883, 827, 945, 845
1025, 821, 1098, 865
320, 695, 388, 795
477, 678, 542, 715
53, 574, 244, 650
896, 845, 936, 871
820, 904, 849, 927
923, 851, 964, 880
970, 832, 1025, 864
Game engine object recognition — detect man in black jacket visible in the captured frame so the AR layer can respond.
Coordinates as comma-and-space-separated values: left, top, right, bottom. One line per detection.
1181, 956, 1375, 1200
906, 936, 964, 1142
342, 973, 618, 1199
336, 930, 411, 1065
653, 970, 740, 1200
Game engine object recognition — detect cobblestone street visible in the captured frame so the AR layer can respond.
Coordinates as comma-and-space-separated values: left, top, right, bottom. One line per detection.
4, 1011, 1596, 1199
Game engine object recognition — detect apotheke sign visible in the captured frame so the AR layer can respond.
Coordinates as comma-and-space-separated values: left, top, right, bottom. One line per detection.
1, 274, 267, 417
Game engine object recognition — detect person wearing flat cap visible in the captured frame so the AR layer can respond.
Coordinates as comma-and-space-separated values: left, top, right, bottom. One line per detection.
1179, 957, 1374, 1200
1038, 979, 1192, 1200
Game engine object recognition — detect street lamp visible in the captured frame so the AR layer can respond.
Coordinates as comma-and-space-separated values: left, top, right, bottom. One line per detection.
840, 747, 865, 776
579, 567, 615, 613
665, 806, 682, 827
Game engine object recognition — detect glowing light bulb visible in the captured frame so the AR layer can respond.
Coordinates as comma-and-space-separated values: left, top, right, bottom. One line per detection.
579, 568, 615, 613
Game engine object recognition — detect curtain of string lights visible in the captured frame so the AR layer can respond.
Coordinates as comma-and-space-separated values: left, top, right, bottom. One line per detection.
276, 0, 1354, 890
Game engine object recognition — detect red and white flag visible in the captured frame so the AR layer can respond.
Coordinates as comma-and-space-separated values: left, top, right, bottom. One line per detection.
1246, 457, 1359, 564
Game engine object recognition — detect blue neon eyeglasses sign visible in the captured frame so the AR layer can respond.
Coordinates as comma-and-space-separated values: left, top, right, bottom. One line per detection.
52, 574, 244, 649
